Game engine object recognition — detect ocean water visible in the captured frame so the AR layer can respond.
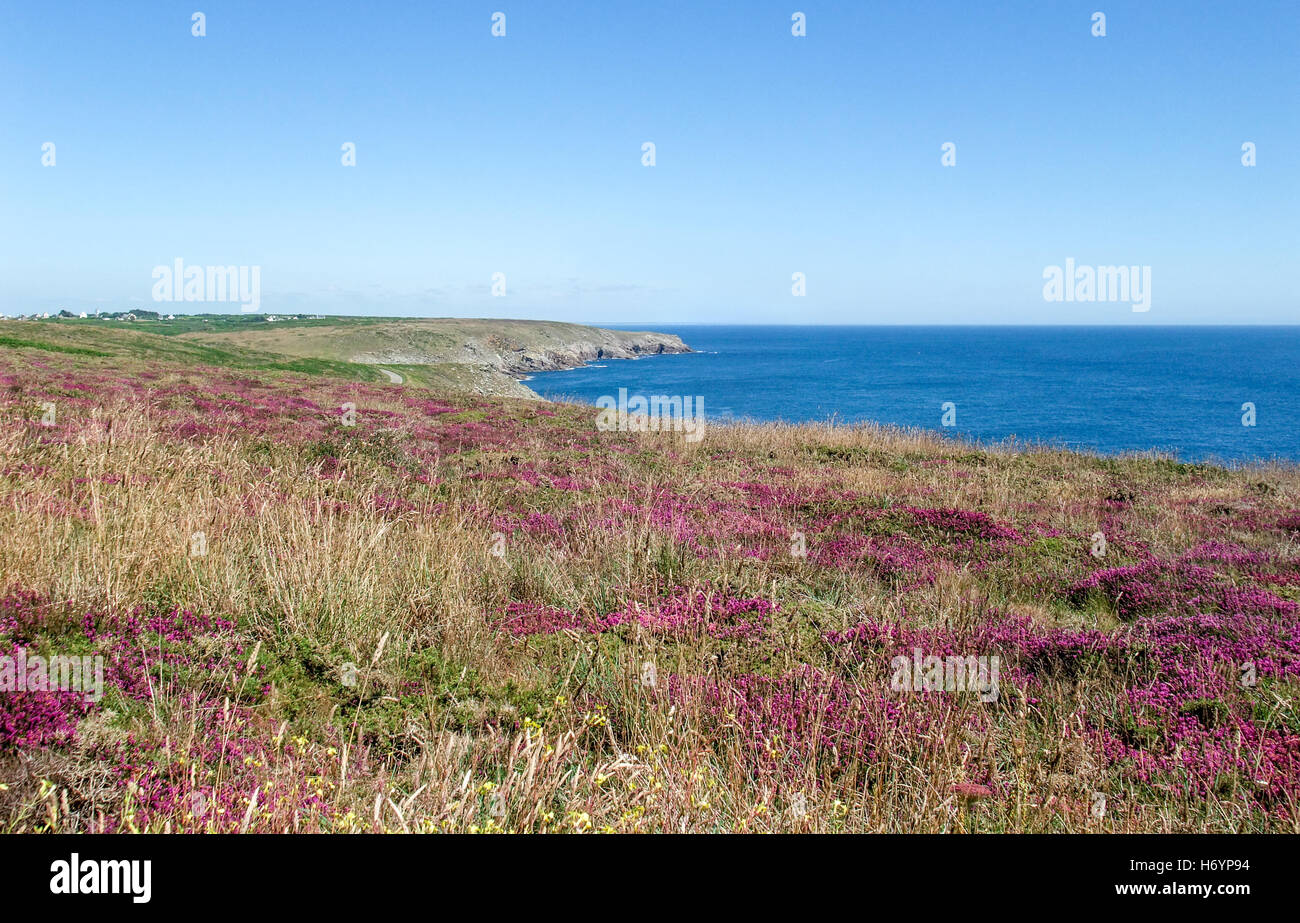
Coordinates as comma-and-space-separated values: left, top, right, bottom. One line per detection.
526, 326, 1300, 464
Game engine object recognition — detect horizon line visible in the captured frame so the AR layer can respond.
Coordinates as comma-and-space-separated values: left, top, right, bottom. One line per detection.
10, 311, 1299, 329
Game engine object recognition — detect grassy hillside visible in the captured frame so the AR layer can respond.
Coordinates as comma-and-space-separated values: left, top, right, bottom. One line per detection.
0, 316, 386, 383
0, 315, 688, 398
1, 340, 1298, 833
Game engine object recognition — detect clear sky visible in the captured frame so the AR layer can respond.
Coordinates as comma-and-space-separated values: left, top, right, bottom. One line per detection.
1, 1, 1296, 323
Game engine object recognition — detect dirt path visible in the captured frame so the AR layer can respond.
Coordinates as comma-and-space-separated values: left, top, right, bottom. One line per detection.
377, 367, 403, 384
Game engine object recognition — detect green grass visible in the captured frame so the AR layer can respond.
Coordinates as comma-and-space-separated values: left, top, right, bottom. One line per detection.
0, 334, 110, 357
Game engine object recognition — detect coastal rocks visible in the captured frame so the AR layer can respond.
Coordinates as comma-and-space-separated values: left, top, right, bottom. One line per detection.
502, 336, 689, 376
349, 322, 690, 399
352, 324, 689, 377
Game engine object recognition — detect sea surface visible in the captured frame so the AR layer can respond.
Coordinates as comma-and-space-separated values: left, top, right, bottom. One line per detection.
526, 326, 1300, 464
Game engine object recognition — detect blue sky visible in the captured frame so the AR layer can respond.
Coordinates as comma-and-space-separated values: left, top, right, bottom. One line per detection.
1, 1, 1296, 323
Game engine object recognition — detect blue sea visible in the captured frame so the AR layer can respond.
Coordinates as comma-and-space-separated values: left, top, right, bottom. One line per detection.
526, 326, 1300, 464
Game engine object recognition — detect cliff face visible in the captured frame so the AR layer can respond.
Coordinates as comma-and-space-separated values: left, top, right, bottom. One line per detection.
483, 330, 691, 376
335, 322, 691, 397
160, 316, 692, 398
342, 321, 692, 396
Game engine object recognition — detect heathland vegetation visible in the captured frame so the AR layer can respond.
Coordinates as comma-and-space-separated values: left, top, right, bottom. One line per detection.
1, 321, 1297, 832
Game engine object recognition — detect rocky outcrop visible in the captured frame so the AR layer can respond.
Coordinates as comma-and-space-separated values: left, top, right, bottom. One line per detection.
344, 320, 692, 399
489, 332, 691, 376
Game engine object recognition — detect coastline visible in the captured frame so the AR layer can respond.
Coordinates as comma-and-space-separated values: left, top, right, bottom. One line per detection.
525, 324, 1300, 465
